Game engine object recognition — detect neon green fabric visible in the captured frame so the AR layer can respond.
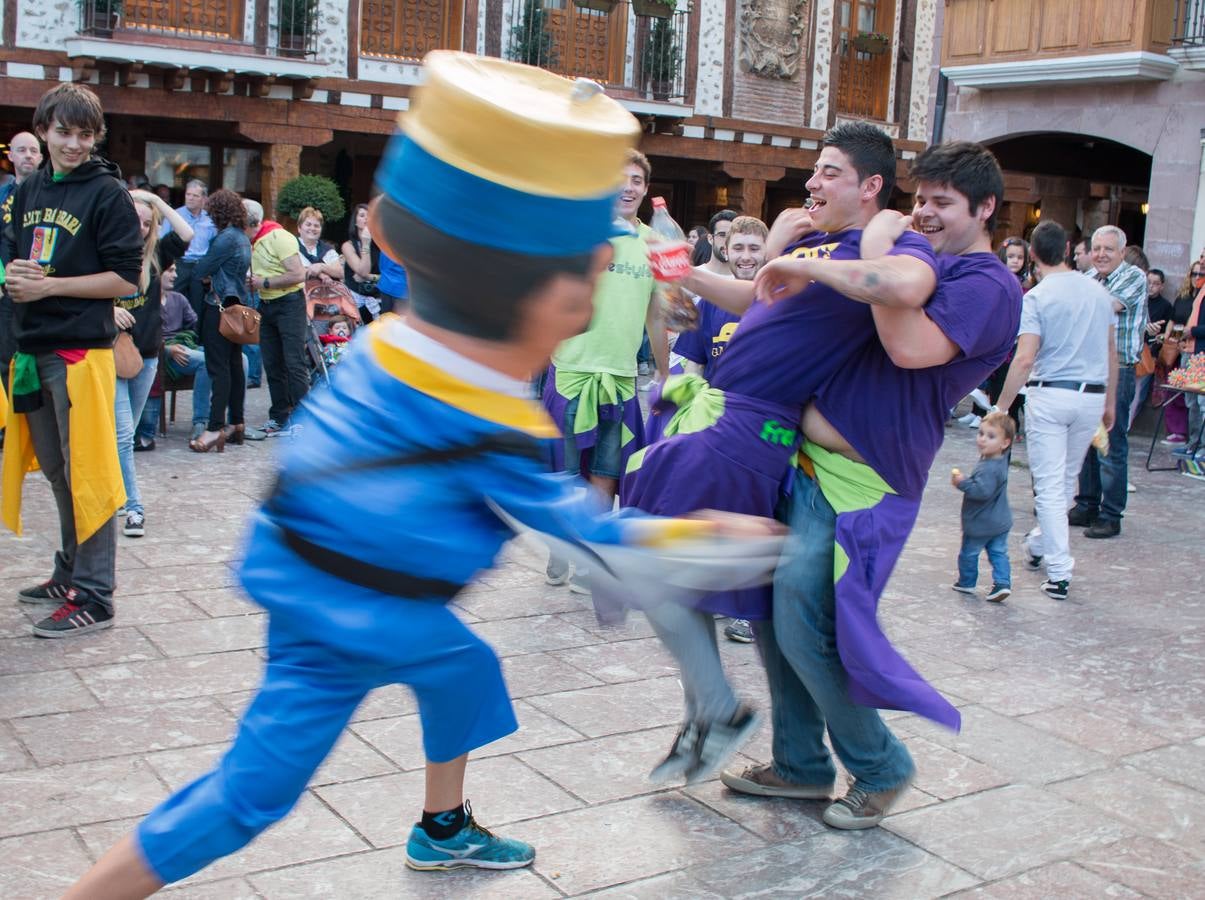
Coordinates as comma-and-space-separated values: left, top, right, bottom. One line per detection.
554, 368, 635, 436
625, 375, 726, 475
552, 223, 655, 377
659, 374, 726, 437
801, 440, 894, 579
10, 352, 40, 398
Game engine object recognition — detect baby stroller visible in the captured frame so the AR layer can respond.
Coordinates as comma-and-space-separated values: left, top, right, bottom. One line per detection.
304, 280, 362, 386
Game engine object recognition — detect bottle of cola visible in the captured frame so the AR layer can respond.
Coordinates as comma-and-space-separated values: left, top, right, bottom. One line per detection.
647, 197, 698, 332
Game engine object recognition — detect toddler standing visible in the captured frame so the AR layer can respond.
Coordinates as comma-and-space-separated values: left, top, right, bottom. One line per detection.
951, 411, 1014, 602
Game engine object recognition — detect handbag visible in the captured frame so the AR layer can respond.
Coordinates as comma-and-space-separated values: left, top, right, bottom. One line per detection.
113, 331, 144, 379
1159, 335, 1181, 368
1135, 344, 1156, 378
218, 301, 261, 345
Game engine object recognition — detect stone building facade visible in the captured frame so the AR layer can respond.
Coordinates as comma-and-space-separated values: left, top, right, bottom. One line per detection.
0, 0, 941, 227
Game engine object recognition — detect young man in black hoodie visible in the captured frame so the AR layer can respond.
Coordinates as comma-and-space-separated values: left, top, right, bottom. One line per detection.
1, 84, 143, 638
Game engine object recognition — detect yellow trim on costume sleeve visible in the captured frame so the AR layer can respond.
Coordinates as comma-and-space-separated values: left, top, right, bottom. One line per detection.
631, 518, 718, 548
369, 327, 560, 439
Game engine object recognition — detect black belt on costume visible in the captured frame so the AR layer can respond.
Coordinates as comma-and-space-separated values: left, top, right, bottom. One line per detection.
1026, 380, 1105, 393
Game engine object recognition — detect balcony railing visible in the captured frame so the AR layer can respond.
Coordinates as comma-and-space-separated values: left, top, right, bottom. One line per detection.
77, 0, 317, 56
79, 0, 245, 42
503, 0, 688, 101
835, 34, 891, 121
1173, 0, 1205, 45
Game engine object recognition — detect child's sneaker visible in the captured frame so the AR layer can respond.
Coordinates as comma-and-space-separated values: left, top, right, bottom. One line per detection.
31, 594, 114, 638
123, 511, 145, 538
723, 618, 754, 643
951, 583, 976, 595
1040, 579, 1069, 601
1022, 529, 1043, 570
648, 722, 701, 784
405, 804, 534, 871
17, 579, 74, 605
985, 583, 1011, 603
684, 705, 761, 785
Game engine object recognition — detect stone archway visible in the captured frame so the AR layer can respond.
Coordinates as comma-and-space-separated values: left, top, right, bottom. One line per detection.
981, 132, 1154, 248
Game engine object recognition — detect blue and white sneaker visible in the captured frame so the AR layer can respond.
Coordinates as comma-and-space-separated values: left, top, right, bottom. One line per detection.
405, 804, 535, 871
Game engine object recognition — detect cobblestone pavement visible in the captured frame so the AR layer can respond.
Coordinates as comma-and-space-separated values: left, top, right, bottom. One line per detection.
2, 387, 1204, 898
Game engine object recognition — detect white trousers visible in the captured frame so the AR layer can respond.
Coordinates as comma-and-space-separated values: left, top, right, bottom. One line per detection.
1023, 386, 1106, 582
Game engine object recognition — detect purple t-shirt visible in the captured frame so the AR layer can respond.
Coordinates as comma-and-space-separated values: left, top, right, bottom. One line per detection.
710, 229, 937, 407
674, 299, 742, 380
814, 251, 1023, 498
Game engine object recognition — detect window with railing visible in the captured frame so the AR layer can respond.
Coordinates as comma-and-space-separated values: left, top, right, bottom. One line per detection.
834, 0, 893, 121
360, 0, 463, 60
277, 0, 319, 56
79, 0, 245, 41
503, 0, 688, 100
1173, 0, 1205, 45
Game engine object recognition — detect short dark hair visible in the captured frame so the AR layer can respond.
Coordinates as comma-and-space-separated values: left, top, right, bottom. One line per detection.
910, 141, 1005, 232
708, 209, 737, 232
1149, 268, 1165, 283
206, 189, 247, 231
32, 84, 106, 141
821, 122, 897, 210
1124, 244, 1150, 272
373, 195, 594, 341
1029, 220, 1068, 267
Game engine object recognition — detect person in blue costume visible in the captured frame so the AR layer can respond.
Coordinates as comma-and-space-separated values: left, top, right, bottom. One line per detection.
62, 53, 784, 899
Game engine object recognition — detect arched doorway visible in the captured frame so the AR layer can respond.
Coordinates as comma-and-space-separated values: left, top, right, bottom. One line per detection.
982, 133, 1154, 249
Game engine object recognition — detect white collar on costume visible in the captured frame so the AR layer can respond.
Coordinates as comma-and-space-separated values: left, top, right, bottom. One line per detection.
379, 318, 533, 400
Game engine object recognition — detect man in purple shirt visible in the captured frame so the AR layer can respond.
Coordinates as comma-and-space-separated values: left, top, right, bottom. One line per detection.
720, 142, 1021, 830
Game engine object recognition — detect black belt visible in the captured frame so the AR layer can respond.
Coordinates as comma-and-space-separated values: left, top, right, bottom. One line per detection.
260, 288, 303, 305
1027, 380, 1105, 393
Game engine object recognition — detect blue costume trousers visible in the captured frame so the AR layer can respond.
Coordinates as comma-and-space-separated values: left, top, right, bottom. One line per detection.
136, 611, 516, 884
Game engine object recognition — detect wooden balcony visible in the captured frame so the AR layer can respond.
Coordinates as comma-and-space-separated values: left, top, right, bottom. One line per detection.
942, 0, 1181, 88
81, 0, 246, 42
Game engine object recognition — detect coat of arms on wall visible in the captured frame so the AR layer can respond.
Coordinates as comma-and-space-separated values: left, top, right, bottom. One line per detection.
740, 0, 808, 79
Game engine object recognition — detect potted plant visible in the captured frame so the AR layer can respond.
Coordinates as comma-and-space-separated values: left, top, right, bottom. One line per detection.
509, 0, 559, 68
573, 0, 620, 12
278, 0, 319, 57
275, 175, 346, 228
633, 0, 676, 18
641, 16, 681, 100
851, 31, 891, 55
79, 0, 123, 36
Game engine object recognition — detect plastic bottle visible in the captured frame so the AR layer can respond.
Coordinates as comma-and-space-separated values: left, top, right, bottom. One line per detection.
647, 197, 698, 332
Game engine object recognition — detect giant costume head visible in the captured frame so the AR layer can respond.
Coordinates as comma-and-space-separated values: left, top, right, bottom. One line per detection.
371, 51, 641, 340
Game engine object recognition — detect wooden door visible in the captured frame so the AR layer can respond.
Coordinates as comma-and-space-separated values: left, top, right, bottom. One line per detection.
542, 1, 627, 85
834, 0, 894, 121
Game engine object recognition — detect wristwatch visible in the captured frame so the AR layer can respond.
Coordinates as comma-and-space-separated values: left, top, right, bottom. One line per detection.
263, 277, 271, 290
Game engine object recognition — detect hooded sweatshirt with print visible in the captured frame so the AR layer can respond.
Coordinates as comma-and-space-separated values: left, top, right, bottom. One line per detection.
2, 157, 142, 353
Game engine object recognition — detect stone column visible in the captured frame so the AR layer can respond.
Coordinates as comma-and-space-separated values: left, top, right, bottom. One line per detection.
262, 143, 302, 222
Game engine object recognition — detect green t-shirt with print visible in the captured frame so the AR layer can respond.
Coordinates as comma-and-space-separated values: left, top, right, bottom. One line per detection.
552, 222, 655, 378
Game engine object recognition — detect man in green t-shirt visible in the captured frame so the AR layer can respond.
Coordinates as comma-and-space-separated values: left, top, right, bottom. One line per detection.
542, 148, 668, 592
244, 199, 307, 436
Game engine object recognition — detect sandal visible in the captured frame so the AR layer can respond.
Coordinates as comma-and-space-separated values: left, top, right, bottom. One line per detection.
189, 430, 227, 453
224, 425, 245, 446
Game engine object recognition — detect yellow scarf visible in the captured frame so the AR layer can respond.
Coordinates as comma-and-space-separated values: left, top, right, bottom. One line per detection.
2, 350, 126, 543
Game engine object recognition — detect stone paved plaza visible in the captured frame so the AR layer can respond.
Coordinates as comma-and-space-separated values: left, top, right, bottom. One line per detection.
2, 387, 1205, 898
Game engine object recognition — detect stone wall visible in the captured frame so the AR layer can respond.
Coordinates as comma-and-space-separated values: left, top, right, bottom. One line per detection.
943, 70, 1205, 277
730, 0, 811, 127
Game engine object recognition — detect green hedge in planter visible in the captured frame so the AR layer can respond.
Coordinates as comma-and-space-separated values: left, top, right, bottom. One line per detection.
275, 175, 346, 223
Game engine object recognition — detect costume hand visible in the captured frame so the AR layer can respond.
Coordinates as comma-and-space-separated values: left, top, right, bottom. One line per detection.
752, 257, 813, 305
861, 210, 913, 259
765, 207, 814, 258
114, 307, 137, 330
169, 345, 190, 366
687, 510, 787, 538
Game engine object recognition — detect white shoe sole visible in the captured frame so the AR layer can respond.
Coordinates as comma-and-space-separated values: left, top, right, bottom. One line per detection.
951, 585, 976, 595
404, 853, 534, 871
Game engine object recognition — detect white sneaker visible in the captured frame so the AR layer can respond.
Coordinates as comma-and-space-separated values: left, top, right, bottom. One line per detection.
1127, 481, 1136, 493
957, 413, 981, 429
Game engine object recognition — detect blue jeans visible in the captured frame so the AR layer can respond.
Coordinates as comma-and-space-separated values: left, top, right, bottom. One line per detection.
754, 470, 913, 792
561, 393, 622, 479
115, 358, 159, 515
243, 345, 262, 386
1075, 366, 1135, 523
956, 531, 1010, 587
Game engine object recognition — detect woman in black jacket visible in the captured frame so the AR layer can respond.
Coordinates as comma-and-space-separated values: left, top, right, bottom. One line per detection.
191, 189, 252, 452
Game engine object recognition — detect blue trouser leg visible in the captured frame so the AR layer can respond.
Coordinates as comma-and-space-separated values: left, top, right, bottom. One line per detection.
984, 532, 1011, 586
757, 471, 914, 792
956, 535, 986, 587
644, 601, 739, 722
1075, 367, 1135, 522
137, 622, 371, 884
